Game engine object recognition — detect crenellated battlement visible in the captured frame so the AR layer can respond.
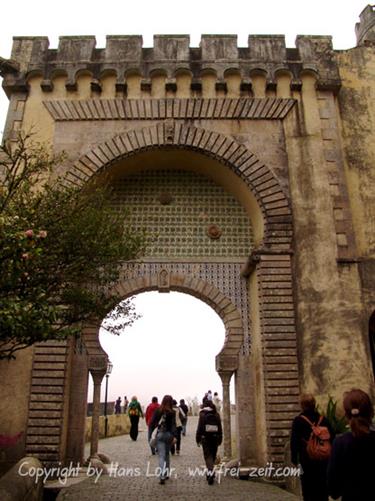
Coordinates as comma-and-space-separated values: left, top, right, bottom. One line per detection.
1, 33, 341, 97
356, 4, 375, 45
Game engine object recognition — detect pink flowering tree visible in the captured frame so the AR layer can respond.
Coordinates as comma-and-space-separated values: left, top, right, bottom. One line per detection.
0, 133, 145, 359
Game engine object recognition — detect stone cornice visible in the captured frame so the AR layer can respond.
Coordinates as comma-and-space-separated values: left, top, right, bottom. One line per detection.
43, 97, 295, 121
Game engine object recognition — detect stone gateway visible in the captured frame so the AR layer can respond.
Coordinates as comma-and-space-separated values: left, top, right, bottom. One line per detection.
0, 5, 374, 474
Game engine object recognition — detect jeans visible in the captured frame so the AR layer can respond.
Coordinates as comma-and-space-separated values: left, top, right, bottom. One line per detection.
156, 431, 173, 479
182, 421, 187, 436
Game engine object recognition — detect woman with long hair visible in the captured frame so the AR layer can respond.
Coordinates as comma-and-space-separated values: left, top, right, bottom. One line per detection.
149, 394, 177, 484
290, 394, 333, 501
328, 388, 375, 500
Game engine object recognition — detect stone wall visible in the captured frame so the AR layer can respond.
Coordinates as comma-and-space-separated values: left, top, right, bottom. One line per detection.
84, 415, 130, 443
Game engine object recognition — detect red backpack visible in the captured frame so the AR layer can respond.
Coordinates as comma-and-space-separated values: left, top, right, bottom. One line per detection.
301, 415, 332, 461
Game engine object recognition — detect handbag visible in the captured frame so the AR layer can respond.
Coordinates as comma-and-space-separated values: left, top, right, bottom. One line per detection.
149, 427, 158, 448
149, 414, 164, 448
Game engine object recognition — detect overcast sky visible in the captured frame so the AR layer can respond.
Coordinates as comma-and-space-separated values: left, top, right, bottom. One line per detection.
0, 1, 368, 406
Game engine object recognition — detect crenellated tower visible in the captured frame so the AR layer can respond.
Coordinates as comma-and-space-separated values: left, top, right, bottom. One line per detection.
356, 4, 375, 45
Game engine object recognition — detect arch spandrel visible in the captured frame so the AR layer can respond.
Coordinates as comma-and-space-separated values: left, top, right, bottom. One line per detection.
64, 121, 293, 250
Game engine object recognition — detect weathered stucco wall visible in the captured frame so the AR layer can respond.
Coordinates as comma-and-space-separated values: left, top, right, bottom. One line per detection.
337, 44, 375, 393
337, 46, 375, 259
0, 349, 33, 474
84, 414, 130, 443
284, 70, 373, 404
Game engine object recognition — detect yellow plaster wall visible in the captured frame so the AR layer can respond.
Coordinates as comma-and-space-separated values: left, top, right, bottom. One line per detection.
337, 47, 375, 258
283, 72, 373, 403
0, 348, 33, 469
84, 414, 130, 442
21, 77, 54, 144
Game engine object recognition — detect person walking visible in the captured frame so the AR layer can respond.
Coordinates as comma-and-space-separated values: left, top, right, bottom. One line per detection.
123, 396, 129, 414
170, 399, 183, 455
127, 396, 143, 441
179, 399, 189, 436
149, 395, 177, 485
196, 399, 222, 485
290, 394, 333, 501
145, 396, 160, 455
114, 397, 122, 414
213, 392, 221, 413
327, 388, 375, 501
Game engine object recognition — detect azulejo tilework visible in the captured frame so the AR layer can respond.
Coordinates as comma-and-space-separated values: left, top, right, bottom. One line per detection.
112, 169, 253, 258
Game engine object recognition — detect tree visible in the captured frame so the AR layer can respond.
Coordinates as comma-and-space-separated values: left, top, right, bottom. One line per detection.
0, 133, 145, 359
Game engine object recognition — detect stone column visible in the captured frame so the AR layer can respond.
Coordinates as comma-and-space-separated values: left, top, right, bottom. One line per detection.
89, 369, 105, 459
219, 371, 233, 460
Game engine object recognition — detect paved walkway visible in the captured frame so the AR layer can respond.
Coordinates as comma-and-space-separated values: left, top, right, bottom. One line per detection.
57, 417, 300, 500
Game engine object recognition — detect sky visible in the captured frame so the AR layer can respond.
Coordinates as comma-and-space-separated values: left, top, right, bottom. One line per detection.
0, 0, 369, 407
94, 291, 226, 406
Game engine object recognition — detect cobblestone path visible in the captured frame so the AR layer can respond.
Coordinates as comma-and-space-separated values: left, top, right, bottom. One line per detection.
57, 417, 299, 500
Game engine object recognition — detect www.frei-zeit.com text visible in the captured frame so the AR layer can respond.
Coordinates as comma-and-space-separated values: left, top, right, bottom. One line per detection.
18, 461, 302, 485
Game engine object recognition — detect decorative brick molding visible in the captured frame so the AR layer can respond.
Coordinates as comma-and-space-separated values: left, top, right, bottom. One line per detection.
257, 253, 299, 463
43, 97, 295, 121
64, 121, 293, 251
25, 340, 70, 465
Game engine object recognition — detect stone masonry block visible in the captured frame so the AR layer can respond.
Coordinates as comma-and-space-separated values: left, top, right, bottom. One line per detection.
153, 35, 190, 60
200, 35, 238, 60
105, 35, 143, 61
248, 35, 286, 62
296, 35, 333, 61
11, 37, 49, 72
57, 36, 96, 62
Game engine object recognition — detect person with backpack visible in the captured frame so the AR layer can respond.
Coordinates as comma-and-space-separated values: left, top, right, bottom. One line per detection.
127, 396, 144, 441
179, 399, 189, 436
291, 393, 334, 501
196, 399, 222, 485
149, 394, 177, 484
327, 388, 375, 501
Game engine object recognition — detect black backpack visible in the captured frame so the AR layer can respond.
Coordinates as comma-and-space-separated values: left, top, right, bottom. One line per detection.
203, 411, 220, 435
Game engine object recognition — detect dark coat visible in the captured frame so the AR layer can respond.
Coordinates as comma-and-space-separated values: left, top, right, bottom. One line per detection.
149, 408, 177, 436
291, 411, 334, 501
196, 407, 223, 445
327, 429, 375, 501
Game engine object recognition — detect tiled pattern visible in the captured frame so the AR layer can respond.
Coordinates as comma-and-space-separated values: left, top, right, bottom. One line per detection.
111, 169, 253, 258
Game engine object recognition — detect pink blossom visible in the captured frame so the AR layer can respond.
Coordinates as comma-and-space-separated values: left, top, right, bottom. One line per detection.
38, 230, 47, 239
21, 253, 30, 260
24, 229, 34, 238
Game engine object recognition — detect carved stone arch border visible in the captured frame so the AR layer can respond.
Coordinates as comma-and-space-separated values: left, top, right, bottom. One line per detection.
63, 121, 293, 250
83, 271, 245, 372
